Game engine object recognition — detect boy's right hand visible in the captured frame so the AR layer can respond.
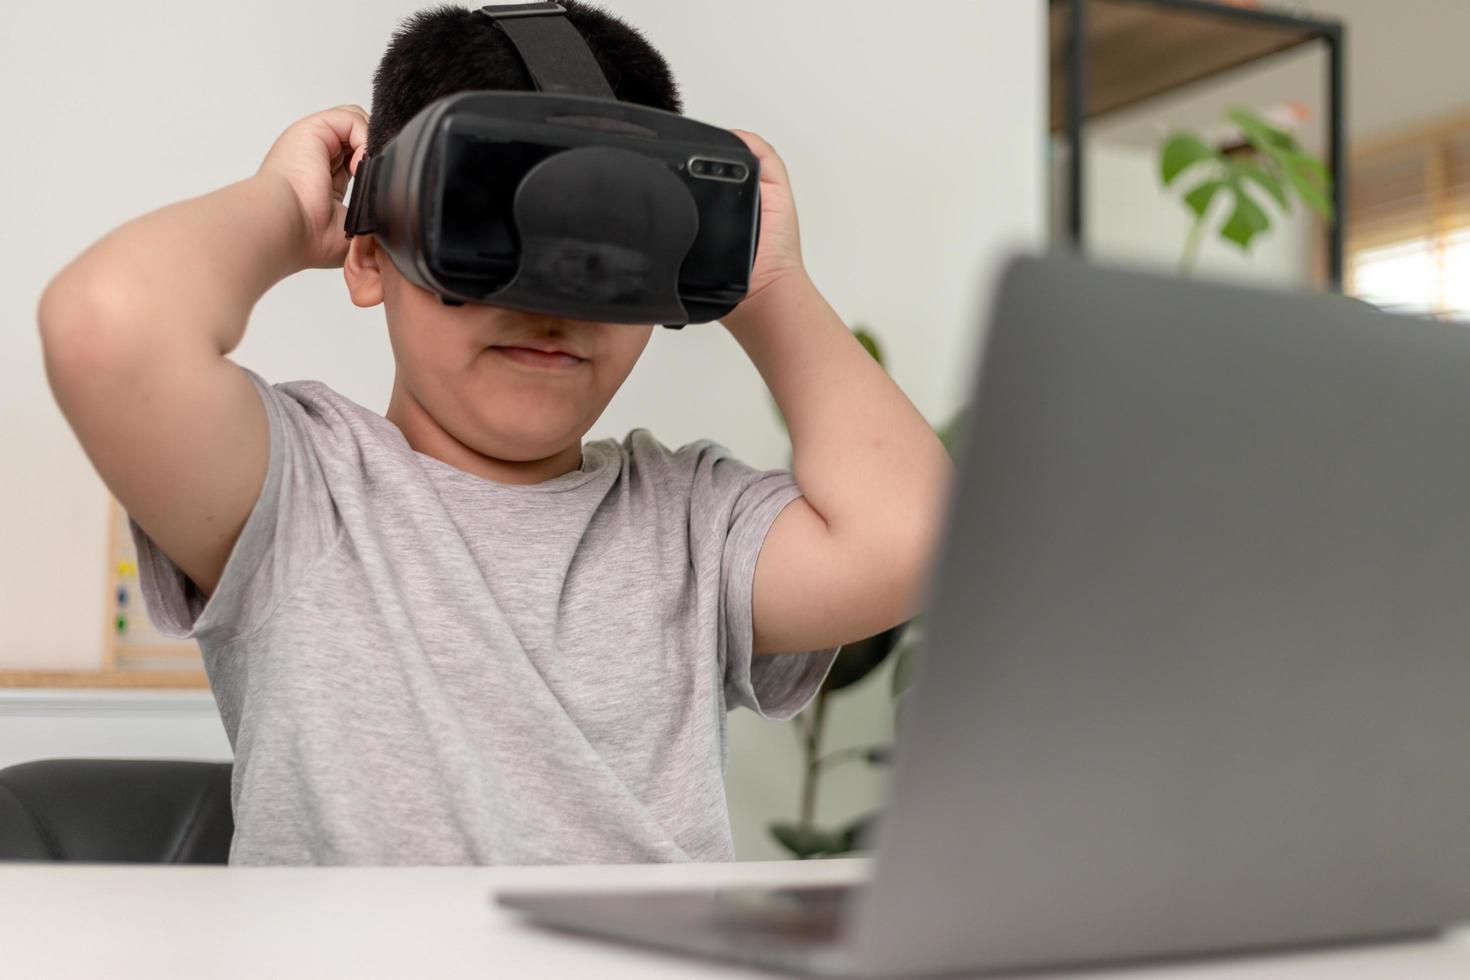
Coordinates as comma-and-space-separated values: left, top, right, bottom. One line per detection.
256, 104, 370, 271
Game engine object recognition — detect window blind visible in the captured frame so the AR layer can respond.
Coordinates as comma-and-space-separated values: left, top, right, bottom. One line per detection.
1348, 113, 1470, 320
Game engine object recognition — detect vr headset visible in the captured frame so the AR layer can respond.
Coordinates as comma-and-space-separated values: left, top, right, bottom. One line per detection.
343, 1, 761, 329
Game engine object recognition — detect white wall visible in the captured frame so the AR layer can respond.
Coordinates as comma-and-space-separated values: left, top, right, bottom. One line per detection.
1, 1, 1045, 859
0, 691, 230, 770
1310, 0, 1470, 142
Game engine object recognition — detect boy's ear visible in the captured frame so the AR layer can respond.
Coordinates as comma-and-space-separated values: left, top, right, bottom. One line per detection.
343, 234, 385, 308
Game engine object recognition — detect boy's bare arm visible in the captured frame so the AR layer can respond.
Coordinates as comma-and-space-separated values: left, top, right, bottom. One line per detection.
722, 131, 955, 656
40, 174, 307, 360
38, 106, 368, 598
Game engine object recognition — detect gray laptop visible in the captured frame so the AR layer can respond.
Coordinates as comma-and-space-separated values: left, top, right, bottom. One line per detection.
496, 254, 1470, 977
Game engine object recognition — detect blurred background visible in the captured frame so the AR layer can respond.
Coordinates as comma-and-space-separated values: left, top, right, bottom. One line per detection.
1, 0, 1465, 861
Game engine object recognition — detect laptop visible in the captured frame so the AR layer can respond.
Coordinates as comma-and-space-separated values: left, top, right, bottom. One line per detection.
496, 254, 1470, 977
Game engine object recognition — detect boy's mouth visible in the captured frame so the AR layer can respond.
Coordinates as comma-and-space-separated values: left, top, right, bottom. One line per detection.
491, 345, 586, 369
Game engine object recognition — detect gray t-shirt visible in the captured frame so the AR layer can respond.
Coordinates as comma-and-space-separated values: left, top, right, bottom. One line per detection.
129, 365, 839, 866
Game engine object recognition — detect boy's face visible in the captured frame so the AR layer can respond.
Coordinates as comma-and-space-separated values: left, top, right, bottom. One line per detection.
344, 234, 653, 465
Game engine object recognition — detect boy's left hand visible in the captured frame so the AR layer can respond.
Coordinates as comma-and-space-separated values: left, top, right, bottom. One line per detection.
727, 129, 807, 311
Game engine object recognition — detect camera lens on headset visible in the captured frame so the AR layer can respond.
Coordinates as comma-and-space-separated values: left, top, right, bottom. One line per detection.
689, 157, 747, 181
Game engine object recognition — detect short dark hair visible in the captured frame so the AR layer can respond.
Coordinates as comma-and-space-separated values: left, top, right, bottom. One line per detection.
366, 2, 683, 159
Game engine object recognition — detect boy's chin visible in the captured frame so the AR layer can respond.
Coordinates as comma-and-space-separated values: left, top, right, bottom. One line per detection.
471, 418, 584, 460
459, 380, 593, 451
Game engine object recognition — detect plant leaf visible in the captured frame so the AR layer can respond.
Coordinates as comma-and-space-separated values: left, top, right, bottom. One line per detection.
890, 643, 916, 699
1227, 107, 1299, 157
936, 409, 966, 458
836, 812, 880, 853
853, 325, 883, 368
1182, 179, 1226, 218
1294, 153, 1330, 185
1218, 187, 1271, 250
1160, 133, 1217, 186
770, 822, 844, 859
1283, 154, 1334, 219
824, 624, 905, 692
1229, 159, 1290, 212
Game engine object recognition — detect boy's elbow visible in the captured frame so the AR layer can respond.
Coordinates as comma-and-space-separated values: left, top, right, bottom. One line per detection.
38, 274, 105, 349
37, 275, 73, 338
846, 537, 935, 640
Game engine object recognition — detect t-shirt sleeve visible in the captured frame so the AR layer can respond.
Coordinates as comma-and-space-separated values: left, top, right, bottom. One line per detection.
127, 364, 343, 646
684, 438, 840, 720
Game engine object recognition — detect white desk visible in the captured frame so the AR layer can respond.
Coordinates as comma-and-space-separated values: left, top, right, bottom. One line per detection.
2, 858, 1468, 979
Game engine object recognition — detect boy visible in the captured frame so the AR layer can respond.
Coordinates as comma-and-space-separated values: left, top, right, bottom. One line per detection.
36, 2, 952, 865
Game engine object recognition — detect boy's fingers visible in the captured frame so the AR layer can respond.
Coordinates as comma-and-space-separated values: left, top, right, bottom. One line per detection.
729, 128, 787, 185
729, 128, 775, 155
315, 106, 370, 167
329, 103, 370, 127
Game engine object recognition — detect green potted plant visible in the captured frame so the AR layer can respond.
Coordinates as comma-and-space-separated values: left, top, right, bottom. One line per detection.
1159, 106, 1334, 274
766, 326, 964, 858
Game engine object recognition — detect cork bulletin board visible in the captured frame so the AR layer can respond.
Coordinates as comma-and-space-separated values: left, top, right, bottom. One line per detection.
107, 495, 206, 673
0, 498, 209, 687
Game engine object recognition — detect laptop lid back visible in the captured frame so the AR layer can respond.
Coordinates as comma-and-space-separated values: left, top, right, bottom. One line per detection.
848, 254, 1470, 976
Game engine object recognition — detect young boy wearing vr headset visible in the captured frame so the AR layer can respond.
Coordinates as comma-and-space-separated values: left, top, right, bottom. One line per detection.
37, 2, 952, 865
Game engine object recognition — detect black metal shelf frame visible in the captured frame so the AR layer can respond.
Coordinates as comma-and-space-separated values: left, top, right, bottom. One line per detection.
1059, 0, 1347, 290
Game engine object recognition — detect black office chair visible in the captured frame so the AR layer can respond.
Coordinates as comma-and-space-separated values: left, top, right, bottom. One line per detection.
0, 759, 233, 863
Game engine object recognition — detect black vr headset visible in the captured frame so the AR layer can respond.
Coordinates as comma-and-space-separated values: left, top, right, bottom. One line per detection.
343, 1, 761, 329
